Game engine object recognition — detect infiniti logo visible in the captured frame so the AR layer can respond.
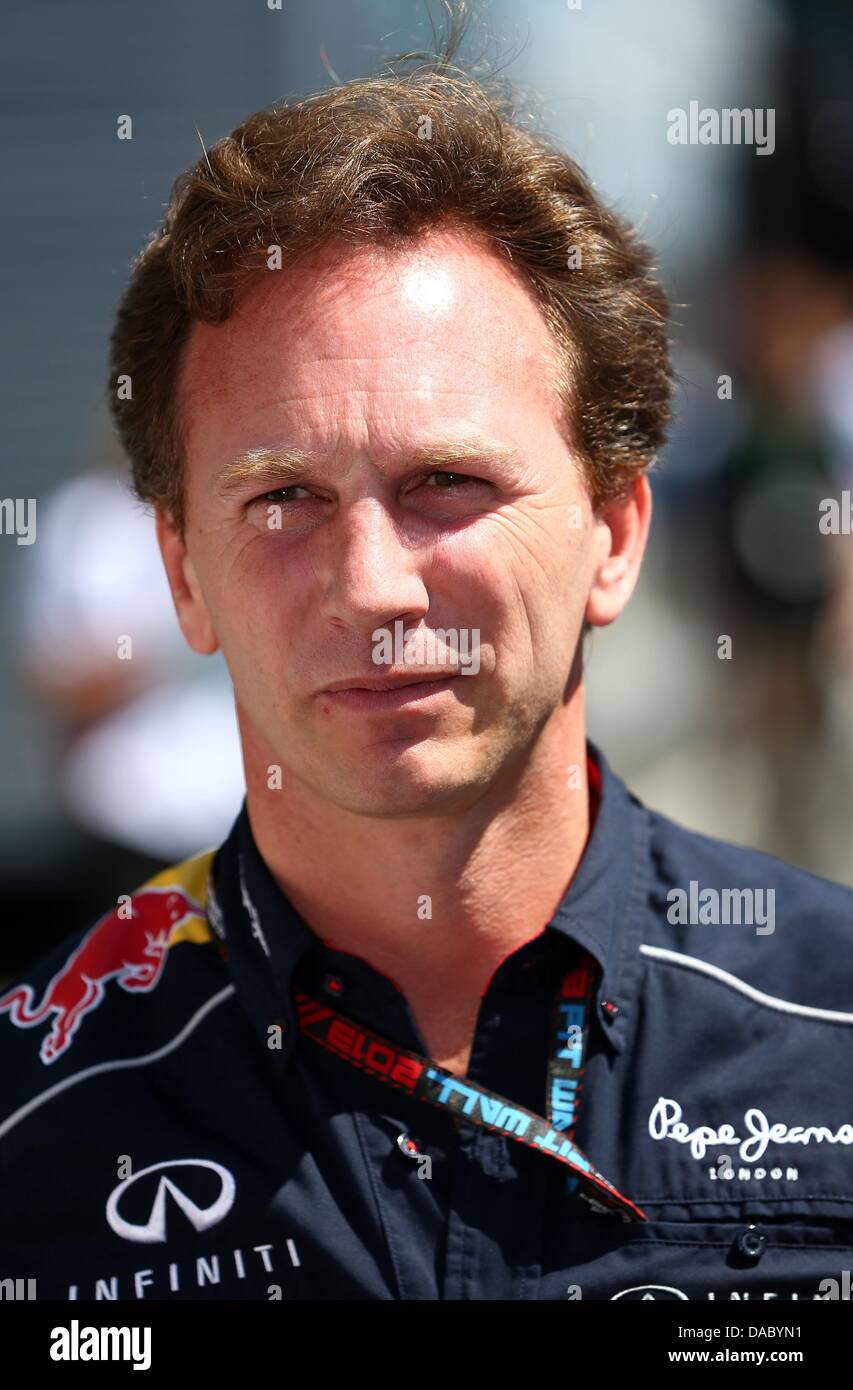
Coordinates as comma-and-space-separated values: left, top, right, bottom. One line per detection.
106, 1159, 236, 1244
611, 1285, 688, 1300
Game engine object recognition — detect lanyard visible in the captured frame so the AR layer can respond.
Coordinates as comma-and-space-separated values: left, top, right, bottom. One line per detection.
294, 948, 646, 1224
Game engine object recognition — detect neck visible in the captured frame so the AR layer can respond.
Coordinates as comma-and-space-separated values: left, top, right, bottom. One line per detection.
240, 689, 592, 1034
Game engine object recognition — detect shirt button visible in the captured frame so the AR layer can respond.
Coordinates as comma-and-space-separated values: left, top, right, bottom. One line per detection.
735, 1225, 766, 1261
396, 1133, 423, 1159
600, 999, 619, 1022
323, 971, 346, 998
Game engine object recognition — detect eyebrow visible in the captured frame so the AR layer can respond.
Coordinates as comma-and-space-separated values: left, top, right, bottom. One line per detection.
214, 441, 522, 498
215, 448, 319, 499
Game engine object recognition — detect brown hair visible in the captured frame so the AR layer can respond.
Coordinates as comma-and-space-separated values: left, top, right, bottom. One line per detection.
108, 55, 673, 533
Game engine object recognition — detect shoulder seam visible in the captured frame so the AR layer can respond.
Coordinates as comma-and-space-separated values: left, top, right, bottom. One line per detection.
0, 984, 236, 1144
640, 944, 853, 1025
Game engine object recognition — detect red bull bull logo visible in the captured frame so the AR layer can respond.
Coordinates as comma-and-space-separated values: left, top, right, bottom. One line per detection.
0, 880, 209, 1065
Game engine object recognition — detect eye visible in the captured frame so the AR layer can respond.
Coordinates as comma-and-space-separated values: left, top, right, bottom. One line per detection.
258, 485, 313, 504
421, 471, 488, 490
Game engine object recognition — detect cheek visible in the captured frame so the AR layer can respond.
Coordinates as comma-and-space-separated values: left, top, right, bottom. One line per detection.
252, 548, 354, 697
472, 513, 590, 606
511, 543, 593, 669
218, 533, 314, 607
200, 540, 305, 656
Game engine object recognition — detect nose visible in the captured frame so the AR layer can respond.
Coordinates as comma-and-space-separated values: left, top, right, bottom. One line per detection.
319, 497, 429, 636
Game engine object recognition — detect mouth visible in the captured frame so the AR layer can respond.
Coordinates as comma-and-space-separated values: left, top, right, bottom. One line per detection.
318, 673, 463, 712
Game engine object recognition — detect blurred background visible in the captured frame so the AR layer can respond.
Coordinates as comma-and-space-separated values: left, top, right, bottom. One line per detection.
1, 0, 852, 980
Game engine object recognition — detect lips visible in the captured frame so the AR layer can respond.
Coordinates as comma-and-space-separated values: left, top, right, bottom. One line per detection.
322, 672, 457, 693
319, 674, 462, 711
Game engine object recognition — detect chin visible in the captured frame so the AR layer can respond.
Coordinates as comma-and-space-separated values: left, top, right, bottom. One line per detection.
324, 756, 481, 818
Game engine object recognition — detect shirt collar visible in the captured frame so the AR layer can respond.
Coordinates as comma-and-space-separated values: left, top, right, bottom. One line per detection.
545, 740, 651, 1051
210, 738, 649, 1064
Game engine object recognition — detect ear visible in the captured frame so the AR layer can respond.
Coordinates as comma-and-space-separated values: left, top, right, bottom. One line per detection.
585, 474, 652, 628
154, 506, 219, 655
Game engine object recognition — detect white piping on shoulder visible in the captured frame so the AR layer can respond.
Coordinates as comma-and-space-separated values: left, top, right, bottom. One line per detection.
0, 984, 236, 1143
640, 944, 853, 1024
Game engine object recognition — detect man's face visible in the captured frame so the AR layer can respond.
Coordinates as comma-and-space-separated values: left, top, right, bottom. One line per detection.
163, 228, 640, 817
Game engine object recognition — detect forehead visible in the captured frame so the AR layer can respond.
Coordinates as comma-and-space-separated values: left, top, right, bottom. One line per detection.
176, 227, 565, 458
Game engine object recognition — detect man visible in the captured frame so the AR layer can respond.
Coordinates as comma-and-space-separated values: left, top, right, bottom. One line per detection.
2, 66, 853, 1304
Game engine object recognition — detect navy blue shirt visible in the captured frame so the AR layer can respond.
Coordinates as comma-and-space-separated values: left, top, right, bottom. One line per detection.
2, 742, 853, 1302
